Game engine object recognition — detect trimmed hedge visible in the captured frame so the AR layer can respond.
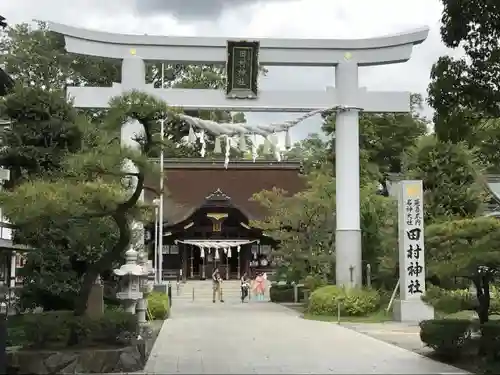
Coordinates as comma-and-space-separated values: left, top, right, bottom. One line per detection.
422, 285, 500, 315
269, 284, 305, 303
307, 285, 381, 316
147, 292, 170, 320
419, 319, 474, 358
422, 286, 475, 314
302, 275, 327, 292
7, 309, 138, 349
420, 319, 500, 371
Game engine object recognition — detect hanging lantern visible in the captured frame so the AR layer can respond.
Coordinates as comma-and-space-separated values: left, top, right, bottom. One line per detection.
228, 248, 232, 258
200, 247, 205, 258
215, 248, 220, 260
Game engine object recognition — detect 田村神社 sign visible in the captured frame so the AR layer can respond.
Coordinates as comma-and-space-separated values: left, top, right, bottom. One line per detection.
398, 180, 426, 300
226, 40, 259, 99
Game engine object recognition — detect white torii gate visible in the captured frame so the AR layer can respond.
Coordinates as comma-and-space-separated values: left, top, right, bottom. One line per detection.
48, 22, 429, 287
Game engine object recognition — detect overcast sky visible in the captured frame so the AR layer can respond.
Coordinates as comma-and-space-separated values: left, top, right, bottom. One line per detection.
1, 0, 463, 144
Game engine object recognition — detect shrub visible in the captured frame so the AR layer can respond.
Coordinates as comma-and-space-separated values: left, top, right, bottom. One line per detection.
8, 310, 138, 349
269, 284, 304, 303
6, 315, 28, 347
419, 319, 473, 359
302, 275, 327, 292
480, 321, 500, 360
422, 286, 476, 314
307, 285, 381, 316
148, 292, 170, 320
422, 285, 500, 316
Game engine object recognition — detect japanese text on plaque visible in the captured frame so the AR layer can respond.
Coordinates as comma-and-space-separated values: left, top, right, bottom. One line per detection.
232, 47, 253, 90
405, 195, 423, 295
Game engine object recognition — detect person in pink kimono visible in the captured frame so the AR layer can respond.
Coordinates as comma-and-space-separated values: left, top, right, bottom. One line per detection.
253, 272, 266, 301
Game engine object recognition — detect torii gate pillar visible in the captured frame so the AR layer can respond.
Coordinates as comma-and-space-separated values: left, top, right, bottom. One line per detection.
335, 60, 363, 287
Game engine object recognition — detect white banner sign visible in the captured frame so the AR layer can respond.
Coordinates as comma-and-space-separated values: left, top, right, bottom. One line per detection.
398, 180, 425, 300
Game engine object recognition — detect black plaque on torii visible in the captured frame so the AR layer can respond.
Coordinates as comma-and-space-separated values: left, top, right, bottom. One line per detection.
226, 40, 259, 99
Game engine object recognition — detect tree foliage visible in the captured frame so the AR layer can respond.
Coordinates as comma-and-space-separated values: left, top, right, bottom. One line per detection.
251, 172, 336, 281
251, 164, 397, 286
284, 133, 330, 173
426, 217, 500, 322
323, 93, 428, 176
0, 90, 167, 315
403, 136, 486, 224
428, 0, 500, 157
426, 217, 500, 281
0, 85, 83, 188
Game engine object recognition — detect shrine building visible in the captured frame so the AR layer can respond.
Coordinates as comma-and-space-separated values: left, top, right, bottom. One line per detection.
145, 158, 305, 281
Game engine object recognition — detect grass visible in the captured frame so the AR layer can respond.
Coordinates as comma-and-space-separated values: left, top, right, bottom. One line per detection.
303, 309, 392, 323
302, 306, 500, 324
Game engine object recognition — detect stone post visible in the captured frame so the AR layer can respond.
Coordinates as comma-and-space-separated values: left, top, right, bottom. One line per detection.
393, 180, 434, 322
85, 274, 104, 319
136, 251, 150, 327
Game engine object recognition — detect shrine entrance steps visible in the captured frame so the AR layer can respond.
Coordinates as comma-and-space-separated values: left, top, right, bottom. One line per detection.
171, 280, 244, 304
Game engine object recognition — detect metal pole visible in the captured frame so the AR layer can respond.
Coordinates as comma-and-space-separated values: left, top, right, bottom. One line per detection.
158, 63, 165, 284
154, 206, 158, 283
366, 263, 372, 289
386, 278, 400, 314
167, 282, 172, 307
0, 309, 5, 374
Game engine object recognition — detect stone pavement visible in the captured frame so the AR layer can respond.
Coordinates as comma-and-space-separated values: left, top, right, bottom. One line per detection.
144, 301, 470, 374
341, 322, 432, 355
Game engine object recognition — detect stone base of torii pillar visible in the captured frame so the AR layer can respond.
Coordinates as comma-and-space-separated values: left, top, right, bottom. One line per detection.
393, 299, 434, 323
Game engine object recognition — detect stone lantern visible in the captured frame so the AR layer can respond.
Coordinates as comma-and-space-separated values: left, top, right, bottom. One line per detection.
136, 250, 153, 326
113, 248, 144, 314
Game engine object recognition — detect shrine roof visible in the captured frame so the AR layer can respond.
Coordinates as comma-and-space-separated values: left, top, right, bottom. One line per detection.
144, 158, 306, 225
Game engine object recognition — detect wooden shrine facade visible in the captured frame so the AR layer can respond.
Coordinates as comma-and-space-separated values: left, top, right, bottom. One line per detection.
145, 159, 307, 281
161, 188, 277, 280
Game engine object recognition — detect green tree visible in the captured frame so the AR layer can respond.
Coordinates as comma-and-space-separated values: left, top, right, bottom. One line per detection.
428, 0, 500, 148
403, 136, 486, 224
0, 22, 120, 90
251, 171, 336, 282
323, 93, 428, 176
471, 119, 500, 173
251, 169, 397, 286
284, 133, 330, 173
426, 217, 500, 323
0, 85, 83, 188
0, 91, 166, 315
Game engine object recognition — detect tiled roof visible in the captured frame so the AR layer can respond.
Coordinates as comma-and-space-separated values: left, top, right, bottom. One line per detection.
145, 158, 306, 224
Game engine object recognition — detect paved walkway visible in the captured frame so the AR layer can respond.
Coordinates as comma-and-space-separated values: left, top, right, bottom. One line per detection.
144, 301, 469, 374
341, 322, 431, 355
